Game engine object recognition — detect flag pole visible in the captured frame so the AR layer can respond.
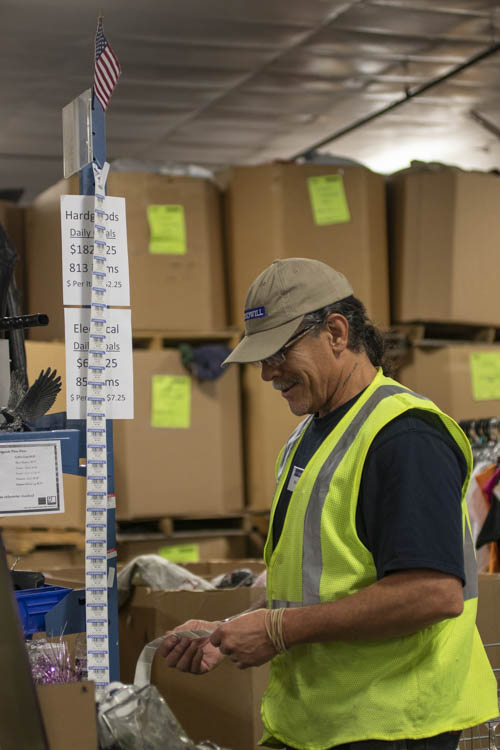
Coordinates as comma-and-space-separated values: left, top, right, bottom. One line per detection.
77, 15, 119, 683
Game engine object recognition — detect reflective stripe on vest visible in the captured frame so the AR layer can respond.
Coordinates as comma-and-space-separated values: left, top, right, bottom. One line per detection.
276, 415, 312, 486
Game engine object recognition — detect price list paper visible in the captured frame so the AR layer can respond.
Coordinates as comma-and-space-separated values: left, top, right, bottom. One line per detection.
60, 194, 130, 306
64, 307, 133, 420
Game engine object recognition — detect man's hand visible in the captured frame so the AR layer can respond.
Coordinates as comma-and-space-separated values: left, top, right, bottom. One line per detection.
159, 619, 225, 674
210, 609, 276, 669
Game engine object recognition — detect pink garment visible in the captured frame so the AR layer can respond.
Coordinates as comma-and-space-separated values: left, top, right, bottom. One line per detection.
466, 462, 492, 573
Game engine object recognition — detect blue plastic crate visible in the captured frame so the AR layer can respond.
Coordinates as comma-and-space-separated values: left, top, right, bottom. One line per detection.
15, 585, 72, 637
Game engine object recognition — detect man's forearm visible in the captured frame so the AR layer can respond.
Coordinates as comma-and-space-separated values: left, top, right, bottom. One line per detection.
283, 569, 464, 646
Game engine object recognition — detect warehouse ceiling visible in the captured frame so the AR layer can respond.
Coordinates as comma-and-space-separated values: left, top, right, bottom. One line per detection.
2, 0, 500, 202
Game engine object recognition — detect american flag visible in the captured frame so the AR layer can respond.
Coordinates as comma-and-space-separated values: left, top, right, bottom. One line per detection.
94, 18, 121, 111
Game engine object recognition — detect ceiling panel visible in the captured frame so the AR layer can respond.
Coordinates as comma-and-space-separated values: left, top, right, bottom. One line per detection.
331, 3, 478, 37
268, 49, 391, 77
1, 0, 500, 202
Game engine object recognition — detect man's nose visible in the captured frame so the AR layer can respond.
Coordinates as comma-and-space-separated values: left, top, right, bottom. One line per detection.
260, 361, 282, 381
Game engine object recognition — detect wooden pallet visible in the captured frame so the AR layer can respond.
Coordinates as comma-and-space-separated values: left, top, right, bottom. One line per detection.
1, 527, 86, 555
392, 321, 500, 346
132, 328, 241, 351
117, 513, 248, 539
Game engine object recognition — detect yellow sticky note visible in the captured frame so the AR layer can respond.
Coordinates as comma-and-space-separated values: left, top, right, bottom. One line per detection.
151, 375, 191, 428
147, 204, 186, 254
158, 543, 200, 563
307, 174, 351, 226
470, 353, 500, 401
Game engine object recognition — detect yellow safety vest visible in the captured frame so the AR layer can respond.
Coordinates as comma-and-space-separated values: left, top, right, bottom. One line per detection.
261, 369, 498, 750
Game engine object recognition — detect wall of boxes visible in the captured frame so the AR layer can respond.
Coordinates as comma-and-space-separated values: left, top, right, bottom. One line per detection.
2, 161, 500, 563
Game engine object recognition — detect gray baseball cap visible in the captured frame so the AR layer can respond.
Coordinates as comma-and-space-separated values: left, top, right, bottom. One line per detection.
223, 258, 353, 365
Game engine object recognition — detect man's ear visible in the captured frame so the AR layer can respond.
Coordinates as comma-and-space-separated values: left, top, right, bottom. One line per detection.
325, 314, 349, 349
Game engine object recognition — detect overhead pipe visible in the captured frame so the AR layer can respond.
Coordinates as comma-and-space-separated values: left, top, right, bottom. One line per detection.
469, 108, 500, 140
292, 40, 500, 160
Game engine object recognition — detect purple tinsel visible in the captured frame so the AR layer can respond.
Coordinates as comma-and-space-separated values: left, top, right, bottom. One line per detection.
26, 638, 86, 685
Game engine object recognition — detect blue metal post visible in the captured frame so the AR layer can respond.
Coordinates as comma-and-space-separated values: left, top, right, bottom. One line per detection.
79, 95, 119, 682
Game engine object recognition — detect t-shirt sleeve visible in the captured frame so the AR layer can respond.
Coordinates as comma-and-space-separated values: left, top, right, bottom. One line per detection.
356, 412, 467, 584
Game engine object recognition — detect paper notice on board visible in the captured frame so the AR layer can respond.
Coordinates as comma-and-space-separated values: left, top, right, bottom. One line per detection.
0, 441, 64, 516
470, 352, 500, 400
147, 205, 186, 254
151, 375, 191, 428
307, 174, 351, 225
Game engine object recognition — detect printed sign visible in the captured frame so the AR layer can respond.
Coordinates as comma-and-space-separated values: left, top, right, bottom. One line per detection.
60, 194, 130, 306
64, 307, 134, 419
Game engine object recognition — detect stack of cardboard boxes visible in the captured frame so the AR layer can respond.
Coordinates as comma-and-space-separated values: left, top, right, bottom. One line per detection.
2, 171, 245, 563
389, 164, 500, 421
6, 160, 500, 533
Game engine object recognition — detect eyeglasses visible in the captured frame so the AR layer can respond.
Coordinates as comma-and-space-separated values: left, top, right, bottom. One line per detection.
258, 323, 318, 368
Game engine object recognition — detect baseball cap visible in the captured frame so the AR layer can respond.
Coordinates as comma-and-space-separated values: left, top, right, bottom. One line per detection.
223, 258, 353, 365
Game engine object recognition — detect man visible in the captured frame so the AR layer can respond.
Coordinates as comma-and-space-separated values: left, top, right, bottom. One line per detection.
160, 258, 498, 750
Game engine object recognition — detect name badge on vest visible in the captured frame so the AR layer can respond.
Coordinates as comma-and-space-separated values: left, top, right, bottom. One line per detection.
287, 466, 304, 492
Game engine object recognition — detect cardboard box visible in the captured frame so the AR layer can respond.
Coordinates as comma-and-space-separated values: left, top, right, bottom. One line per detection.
186, 558, 265, 576
37, 682, 98, 750
389, 165, 500, 326
117, 534, 249, 563
26, 171, 227, 339
6, 546, 84, 571
0, 200, 26, 305
397, 344, 500, 422
115, 347, 244, 518
119, 581, 268, 750
242, 365, 301, 509
0, 472, 87, 531
114, 344, 244, 517
224, 163, 389, 328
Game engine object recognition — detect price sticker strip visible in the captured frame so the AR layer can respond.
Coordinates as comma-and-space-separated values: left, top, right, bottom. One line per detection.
85, 162, 111, 691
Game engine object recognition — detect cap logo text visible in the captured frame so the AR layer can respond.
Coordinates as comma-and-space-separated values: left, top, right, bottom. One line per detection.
244, 306, 267, 321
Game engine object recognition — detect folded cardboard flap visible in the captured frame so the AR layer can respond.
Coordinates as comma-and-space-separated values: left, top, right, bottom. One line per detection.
37, 682, 98, 750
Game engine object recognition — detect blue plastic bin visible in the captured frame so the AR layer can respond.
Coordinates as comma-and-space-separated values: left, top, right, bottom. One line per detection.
15, 585, 72, 637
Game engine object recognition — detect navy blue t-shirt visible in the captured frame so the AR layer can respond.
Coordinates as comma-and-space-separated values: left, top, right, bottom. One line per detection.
271, 391, 467, 584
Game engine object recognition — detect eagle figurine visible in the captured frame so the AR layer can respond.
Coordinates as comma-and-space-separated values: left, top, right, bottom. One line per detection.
0, 367, 62, 431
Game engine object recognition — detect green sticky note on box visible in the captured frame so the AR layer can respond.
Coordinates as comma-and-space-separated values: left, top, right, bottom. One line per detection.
470, 353, 500, 400
151, 375, 191, 428
158, 543, 200, 563
307, 174, 351, 226
147, 204, 186, 254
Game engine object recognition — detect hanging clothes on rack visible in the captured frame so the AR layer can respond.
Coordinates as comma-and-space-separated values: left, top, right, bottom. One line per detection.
460, 418, 500, 573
